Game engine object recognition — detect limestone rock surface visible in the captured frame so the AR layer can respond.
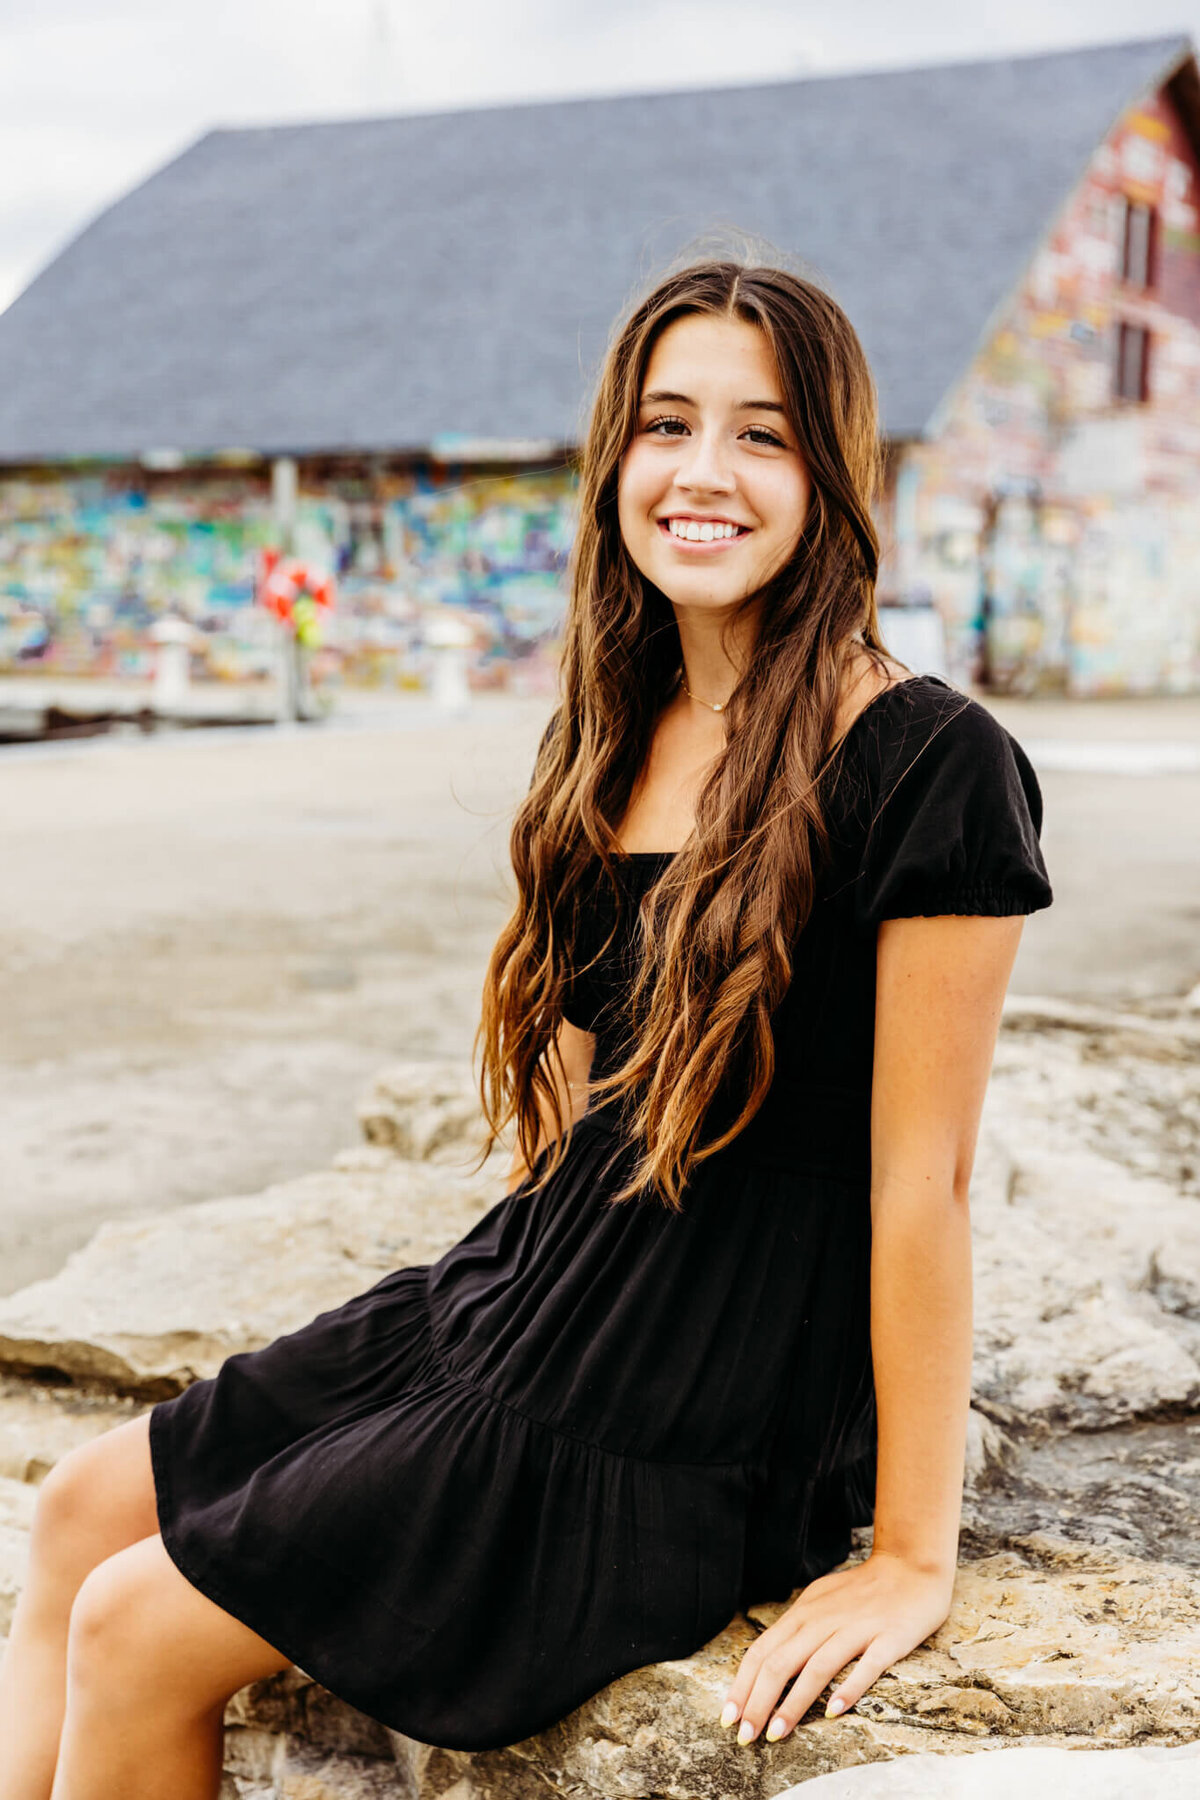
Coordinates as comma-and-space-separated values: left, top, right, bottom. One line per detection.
0, 1376, 143, 1480
783, 1740, 1200, 1797
0, 1160, 498, 1396
968, 1007, 1200, 1431
963, 1412, 1200, 1570
748, 1539, 1200, 1748
356, 1060, 492, 1165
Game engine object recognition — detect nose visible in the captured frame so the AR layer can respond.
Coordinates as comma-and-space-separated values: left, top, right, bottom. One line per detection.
673, 427, 737, 496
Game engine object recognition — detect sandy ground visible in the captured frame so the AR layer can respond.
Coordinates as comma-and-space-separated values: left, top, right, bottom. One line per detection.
2, 684, 1199, 1296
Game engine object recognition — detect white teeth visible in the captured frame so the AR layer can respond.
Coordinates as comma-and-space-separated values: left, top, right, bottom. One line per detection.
667, 519, 741, 541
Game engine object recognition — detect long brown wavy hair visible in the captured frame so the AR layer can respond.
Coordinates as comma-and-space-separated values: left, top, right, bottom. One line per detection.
474, 254, 899, 1208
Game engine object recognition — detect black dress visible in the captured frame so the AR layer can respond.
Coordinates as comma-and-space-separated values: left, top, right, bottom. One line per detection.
148, 673, 1053, 1752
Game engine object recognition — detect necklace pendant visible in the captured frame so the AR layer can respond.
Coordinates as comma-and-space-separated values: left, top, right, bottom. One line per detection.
680, 678, 728, 713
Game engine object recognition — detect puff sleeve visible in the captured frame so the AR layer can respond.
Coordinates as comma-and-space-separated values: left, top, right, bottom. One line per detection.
853, 696, 1053, 930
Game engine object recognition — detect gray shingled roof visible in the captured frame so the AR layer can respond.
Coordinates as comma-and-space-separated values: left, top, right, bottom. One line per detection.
0, 34, 1193, 463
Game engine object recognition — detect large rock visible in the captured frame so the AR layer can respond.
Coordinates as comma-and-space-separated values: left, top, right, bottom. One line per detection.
995, 994, 1200, 1200
784, 1740, 1200, 1797
970, 1138, 1200, 1429
356, 1060, 491, 1165
227, 1537, 1200, 1794
960, 1407, 1200, 1572
967, 1004, 1200, 1432
956, 1004, 1200, 1566
749, 1539, 1200, 1748
0, 1159, 499, 1397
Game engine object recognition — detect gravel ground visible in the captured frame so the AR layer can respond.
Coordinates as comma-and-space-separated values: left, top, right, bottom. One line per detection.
2, 683, 1198, 1296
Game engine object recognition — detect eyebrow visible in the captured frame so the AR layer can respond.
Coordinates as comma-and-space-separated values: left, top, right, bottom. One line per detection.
639, 389, 787, 414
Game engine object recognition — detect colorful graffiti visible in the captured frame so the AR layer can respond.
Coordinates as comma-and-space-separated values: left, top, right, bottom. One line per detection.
0, 472, 275, 678
879, 80, 1200, 696
0, 461, 579, 691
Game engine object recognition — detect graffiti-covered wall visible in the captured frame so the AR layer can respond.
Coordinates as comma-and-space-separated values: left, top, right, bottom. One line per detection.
880, 80, 1200, 695
0, 468, 275, 677
0, 458, 578, 691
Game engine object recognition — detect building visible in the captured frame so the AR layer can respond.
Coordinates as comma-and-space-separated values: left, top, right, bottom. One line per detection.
0, 34, 1197, 694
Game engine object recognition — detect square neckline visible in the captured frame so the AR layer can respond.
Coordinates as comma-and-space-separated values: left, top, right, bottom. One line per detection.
618, 672, 949, 859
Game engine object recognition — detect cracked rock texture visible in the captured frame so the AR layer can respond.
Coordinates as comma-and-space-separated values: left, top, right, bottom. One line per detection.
0, 1015, 1198, 1794
356, 1060, 496, 1165
971, 1005, 1200, 1432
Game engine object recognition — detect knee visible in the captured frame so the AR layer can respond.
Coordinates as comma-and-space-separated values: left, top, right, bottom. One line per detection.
29, 1417, 154, 1576
65, 1551, 158, 1698
64, 1542, 255, 1718
29, 1442, 102, 1565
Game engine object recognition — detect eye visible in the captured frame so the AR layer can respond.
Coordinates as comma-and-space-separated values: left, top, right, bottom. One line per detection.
641, 414, 787, 447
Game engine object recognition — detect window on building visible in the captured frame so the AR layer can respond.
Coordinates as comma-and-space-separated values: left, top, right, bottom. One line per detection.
1114, 321, 1151, 402
1120, 198, 1157, 288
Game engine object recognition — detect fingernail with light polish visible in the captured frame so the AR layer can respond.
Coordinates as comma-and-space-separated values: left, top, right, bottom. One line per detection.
737, 1718, 755, 1745
825, 1695, 846, 1718
765, 1715, 788, 1741
719, 1701, 739, 1728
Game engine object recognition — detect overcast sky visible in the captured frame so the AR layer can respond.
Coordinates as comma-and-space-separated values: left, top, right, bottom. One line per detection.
1, 0, 1196, 314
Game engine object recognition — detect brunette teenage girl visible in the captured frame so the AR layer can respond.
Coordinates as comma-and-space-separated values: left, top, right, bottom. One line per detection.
0, 258, 1051, 1797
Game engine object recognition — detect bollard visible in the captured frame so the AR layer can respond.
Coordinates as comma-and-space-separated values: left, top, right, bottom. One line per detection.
425, 611, 474, 714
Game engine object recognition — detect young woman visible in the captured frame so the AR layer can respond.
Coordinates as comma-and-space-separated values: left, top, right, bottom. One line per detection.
0, 259, 1052, 1796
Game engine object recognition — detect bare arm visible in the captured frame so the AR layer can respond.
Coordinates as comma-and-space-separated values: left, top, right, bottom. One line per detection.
722, 910, 1025, 1743
504, 1016, 596, 1195
866, 912, 1022, 1580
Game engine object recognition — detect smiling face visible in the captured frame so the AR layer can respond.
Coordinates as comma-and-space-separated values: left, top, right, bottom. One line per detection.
616, 311, 812, 613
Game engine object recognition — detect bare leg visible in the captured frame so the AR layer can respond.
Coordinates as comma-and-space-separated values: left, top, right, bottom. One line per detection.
0, 1416, 159, 1800
50, 1533, 290, 1800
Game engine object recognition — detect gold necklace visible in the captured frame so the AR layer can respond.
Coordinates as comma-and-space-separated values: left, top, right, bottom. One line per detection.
680, 677, 731, 714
